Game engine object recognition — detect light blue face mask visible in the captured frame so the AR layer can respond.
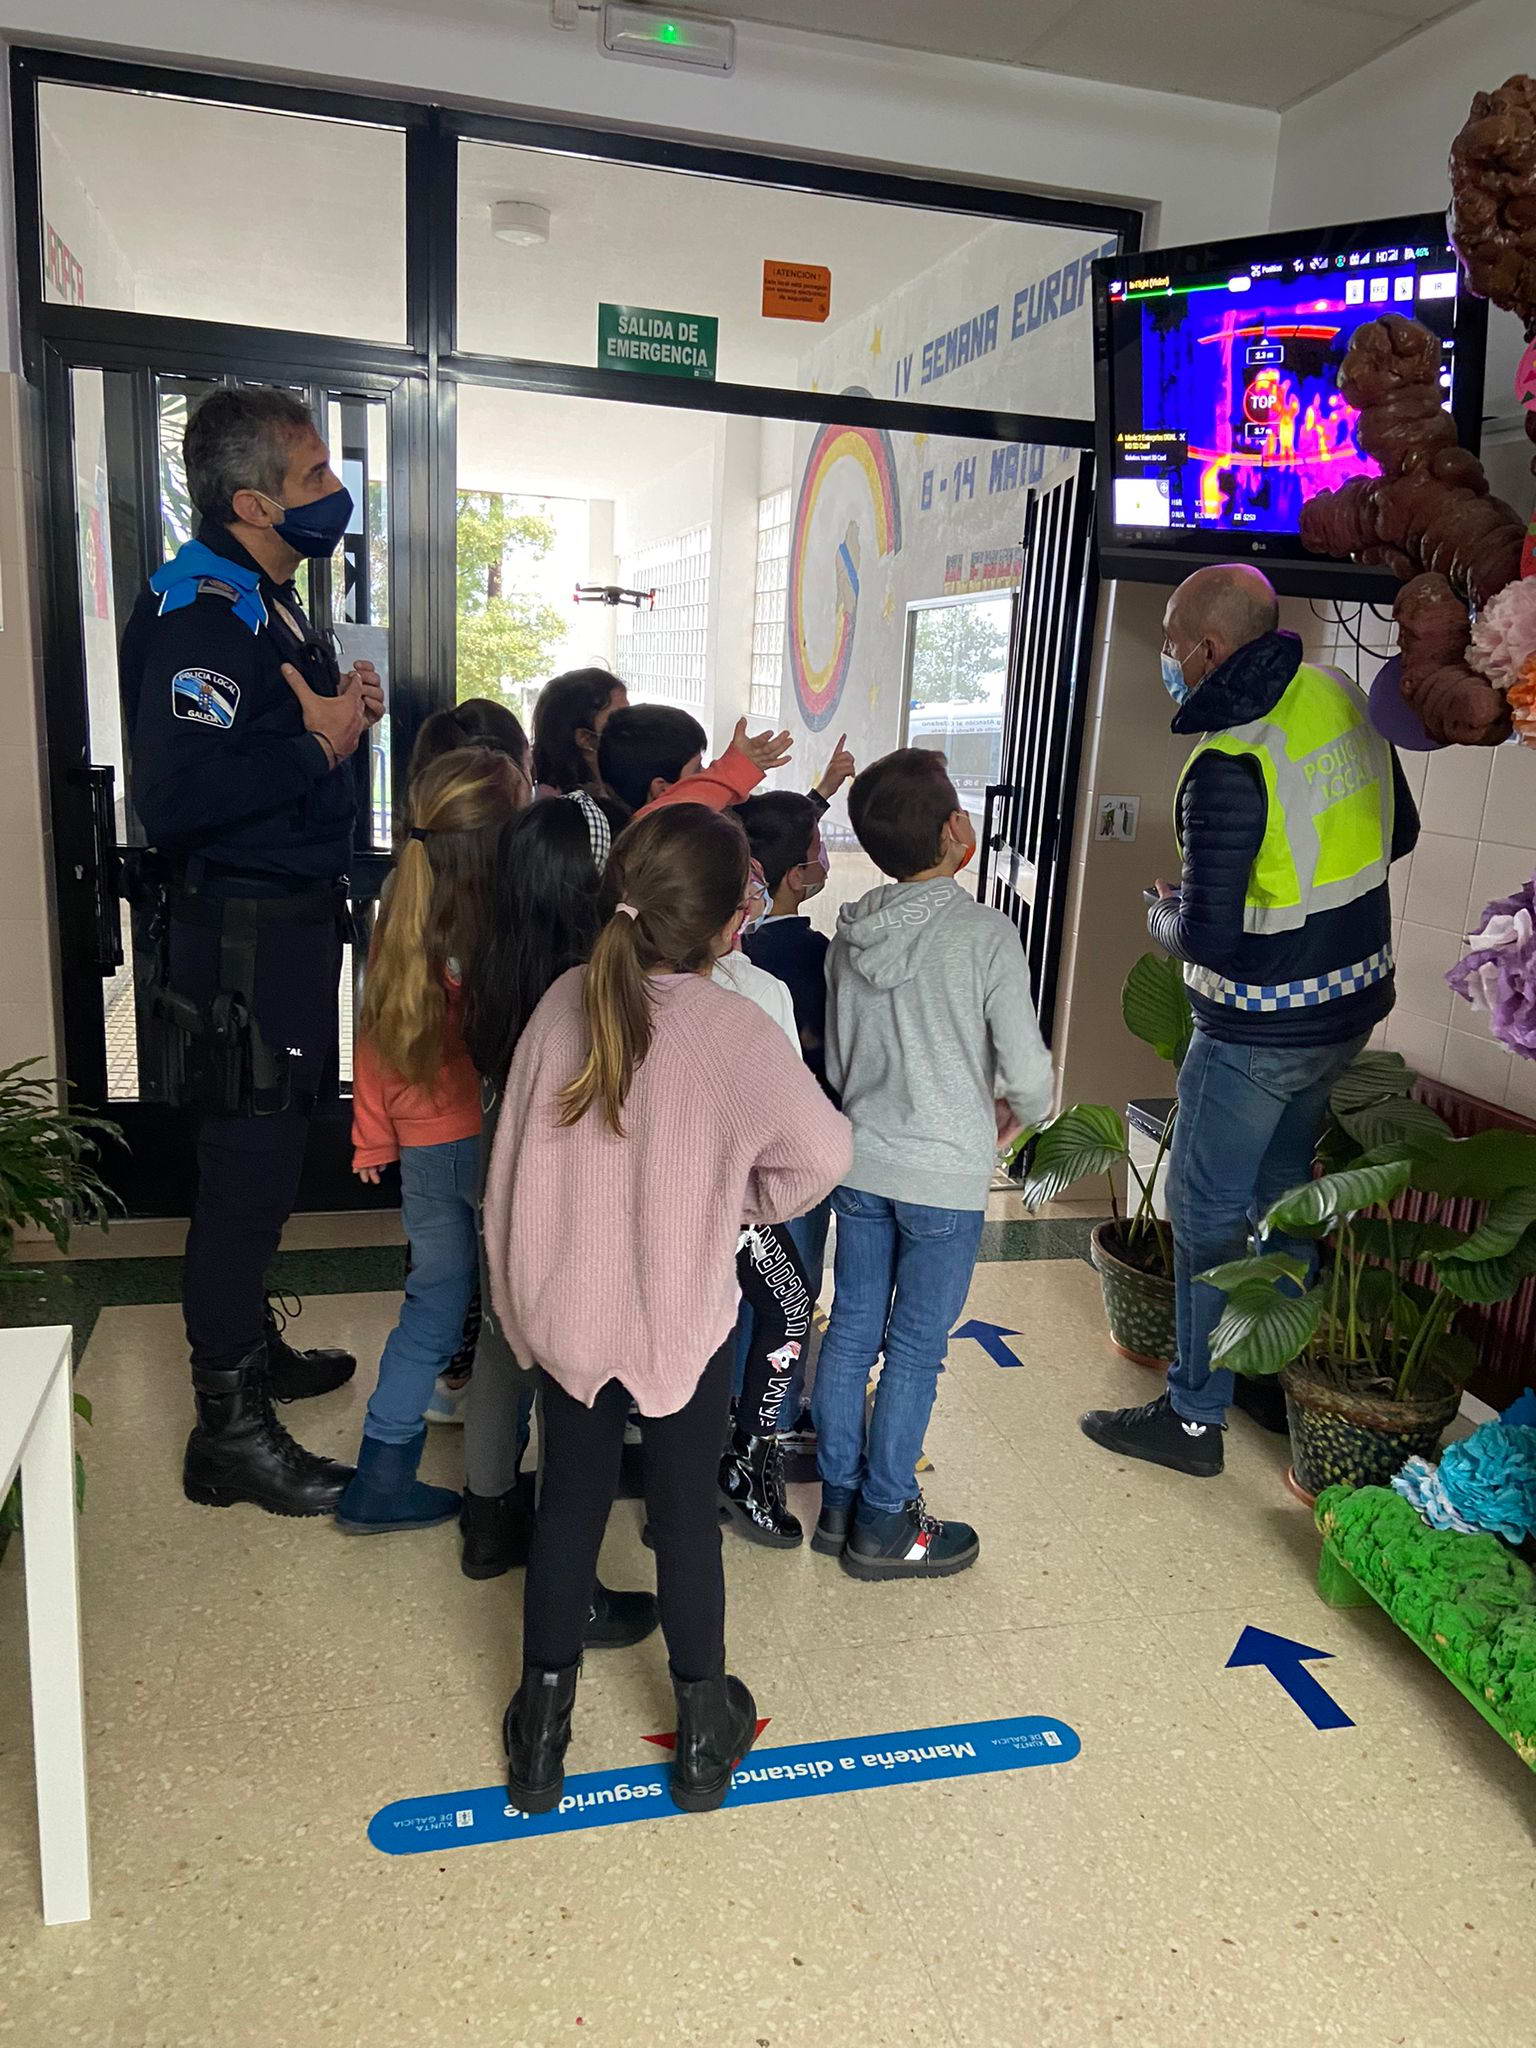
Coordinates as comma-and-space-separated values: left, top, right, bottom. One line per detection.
1160, 648, 1192, 706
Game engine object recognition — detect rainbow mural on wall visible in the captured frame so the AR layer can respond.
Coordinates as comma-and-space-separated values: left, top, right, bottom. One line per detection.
787, 409, 902, 731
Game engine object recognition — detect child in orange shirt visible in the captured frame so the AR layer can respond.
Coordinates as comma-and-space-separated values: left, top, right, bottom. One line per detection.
338, 748, 526, 1533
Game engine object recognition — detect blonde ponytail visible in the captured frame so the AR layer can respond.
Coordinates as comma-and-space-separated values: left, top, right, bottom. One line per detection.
359, 838, 444, 1086
359, 746, 525, 1087
557, 912, 654, 1136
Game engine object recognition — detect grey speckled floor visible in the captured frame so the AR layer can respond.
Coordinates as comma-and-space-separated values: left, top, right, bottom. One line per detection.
2, 1259, 1532, 2047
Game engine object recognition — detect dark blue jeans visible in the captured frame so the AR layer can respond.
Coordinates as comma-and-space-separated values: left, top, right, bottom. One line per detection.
1165, 1029, 1369, 1429
813, 1186, 985, 1515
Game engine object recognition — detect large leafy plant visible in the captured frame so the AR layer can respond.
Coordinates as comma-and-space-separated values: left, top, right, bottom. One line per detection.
1203, 1050, 1536, 1403
1011, 953, 1192, 1279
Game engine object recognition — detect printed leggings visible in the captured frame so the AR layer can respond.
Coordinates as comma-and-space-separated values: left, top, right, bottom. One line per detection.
734, 1223, 813, 1439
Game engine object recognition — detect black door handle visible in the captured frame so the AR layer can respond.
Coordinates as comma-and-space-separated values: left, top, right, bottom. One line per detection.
80, 764, 124, 975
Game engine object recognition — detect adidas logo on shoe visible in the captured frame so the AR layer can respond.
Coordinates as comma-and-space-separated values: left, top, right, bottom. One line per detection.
1181, 1421, 1209, 1438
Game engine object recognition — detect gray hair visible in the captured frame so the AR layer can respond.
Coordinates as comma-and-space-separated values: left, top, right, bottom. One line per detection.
184, 386, 314, 524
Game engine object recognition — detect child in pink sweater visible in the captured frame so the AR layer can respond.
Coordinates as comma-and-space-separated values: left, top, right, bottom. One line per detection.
485, 803, 850, 1817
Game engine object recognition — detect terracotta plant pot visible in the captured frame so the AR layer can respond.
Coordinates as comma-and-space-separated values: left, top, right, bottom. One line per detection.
1089, 1220, 1176, 1368
1281, 1360, 1461, 1496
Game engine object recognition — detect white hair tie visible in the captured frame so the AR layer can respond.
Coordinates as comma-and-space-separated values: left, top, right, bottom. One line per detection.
616, 902, 639, 920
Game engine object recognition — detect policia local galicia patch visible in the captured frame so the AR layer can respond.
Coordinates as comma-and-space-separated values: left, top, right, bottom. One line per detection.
172, 667, 241, 729
368, 1714, 1080, 1854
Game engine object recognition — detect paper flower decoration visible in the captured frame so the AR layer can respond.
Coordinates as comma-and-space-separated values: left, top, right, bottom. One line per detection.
1447, 871, 1536, 1057
1395, 1426, 1536, 1544
1468, 575, 1536, 687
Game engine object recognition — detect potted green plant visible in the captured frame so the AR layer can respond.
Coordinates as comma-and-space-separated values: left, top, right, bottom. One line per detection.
1013, 953, 1191, 1365
0, 1059, 119, 1542
1201, 1050, 1536, 1498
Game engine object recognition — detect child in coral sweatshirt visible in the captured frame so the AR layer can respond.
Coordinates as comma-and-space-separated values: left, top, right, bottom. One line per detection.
338, 747, 526, 1535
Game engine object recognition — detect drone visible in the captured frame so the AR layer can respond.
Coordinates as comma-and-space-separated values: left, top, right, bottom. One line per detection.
573, 583, 656, 610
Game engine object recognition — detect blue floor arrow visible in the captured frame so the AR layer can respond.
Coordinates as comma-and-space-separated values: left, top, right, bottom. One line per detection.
1226, 1626, 1354, 1730
952, 1318, 1024, 1368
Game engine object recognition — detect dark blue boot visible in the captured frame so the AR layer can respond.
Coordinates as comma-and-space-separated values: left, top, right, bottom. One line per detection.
335, 1430, 461, 1533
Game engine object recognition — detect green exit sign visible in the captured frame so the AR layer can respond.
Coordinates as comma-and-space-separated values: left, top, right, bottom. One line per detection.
597, 303, 717, 381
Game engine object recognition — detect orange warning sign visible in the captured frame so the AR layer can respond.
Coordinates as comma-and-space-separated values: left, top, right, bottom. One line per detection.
762, 260, 831, 323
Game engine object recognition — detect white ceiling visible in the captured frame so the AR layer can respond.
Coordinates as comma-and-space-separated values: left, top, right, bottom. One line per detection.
680, 0, 1479, 112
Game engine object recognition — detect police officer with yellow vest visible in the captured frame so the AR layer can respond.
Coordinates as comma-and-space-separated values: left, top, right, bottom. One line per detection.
1080, 565, 1418, 1478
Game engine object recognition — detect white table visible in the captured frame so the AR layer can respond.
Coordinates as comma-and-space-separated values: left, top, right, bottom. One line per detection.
1, 1324, 90, 1924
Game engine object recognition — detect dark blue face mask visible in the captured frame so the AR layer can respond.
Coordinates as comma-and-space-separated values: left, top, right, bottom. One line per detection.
255, 485, 354, 559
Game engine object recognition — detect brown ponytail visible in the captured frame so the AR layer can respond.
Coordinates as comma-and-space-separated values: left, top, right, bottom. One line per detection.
361, 747, 525, 1085
559, 804, 748, 1136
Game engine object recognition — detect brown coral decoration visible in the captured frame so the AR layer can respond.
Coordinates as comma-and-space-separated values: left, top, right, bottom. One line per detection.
1297, 73, 1536, 747
1449, 74, 1536, 320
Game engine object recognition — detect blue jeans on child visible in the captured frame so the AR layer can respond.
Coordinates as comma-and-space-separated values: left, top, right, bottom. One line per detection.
364, 1134, 481, 1446
812, 1186, 985, 1515
1165, 1030, 1369, 1429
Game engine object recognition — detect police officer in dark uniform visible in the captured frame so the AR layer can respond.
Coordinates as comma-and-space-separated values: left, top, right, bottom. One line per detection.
122, 386, 385, 1518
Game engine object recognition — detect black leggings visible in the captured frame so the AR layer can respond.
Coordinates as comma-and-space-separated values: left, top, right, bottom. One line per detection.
735, 1224, 812, 1438
523, 1342, 734, 1681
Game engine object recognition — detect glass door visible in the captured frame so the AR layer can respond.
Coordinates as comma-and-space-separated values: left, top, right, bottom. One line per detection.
51, 353, 416, 1212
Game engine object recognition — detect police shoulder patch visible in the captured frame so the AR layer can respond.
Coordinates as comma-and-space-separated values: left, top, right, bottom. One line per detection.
171, 668, 241, 730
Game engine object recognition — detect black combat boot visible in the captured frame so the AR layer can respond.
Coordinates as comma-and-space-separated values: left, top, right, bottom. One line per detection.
264, 1293, 356, 1403
459, 1474, 536, 1580
719, 1429, 803, 1548
504, 1662, 580, 1814
669, 1672, 759, 1814
183, 1346, 354, 1516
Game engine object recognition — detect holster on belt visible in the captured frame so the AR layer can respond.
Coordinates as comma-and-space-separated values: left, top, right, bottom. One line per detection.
136, 857, 348, 1117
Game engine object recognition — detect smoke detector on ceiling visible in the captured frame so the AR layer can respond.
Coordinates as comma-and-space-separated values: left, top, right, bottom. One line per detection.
491, 202, 552, 248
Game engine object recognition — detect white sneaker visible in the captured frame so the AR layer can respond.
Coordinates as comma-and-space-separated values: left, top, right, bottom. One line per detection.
425, 1374, 470, 1426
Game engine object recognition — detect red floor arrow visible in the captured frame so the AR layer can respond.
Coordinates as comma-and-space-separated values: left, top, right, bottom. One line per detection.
643, 1718, 771, 1752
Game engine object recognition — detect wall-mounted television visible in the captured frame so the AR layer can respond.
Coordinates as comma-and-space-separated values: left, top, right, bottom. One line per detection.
1091, 214, 1489, 599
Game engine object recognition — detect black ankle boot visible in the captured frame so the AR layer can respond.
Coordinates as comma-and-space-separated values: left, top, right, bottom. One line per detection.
584, 1581, 660, 1650
460, 1474, 536, 1580
504, 1662, 579, 1814
669, 1672, 758, 1814
183, 1346, 354, 1516
264, 1294, 356, 1403
719, 1430, 803, 1549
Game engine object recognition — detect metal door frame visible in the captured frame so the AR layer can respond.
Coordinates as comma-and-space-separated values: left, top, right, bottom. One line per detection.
12, 41, 1137, 1209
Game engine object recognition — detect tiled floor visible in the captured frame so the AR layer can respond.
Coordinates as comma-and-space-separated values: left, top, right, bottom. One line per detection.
3, 1252, 1533, 2046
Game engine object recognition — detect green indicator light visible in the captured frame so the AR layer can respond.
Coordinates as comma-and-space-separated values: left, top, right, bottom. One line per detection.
657, 20, 680, 38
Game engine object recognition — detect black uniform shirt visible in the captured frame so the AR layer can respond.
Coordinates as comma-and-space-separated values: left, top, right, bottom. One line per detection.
121, 520, 355, 881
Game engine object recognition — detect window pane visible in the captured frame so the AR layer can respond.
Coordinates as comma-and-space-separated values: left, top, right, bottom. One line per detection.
41, 83, 407, 342
453, 382, 1041, 922
458, 139, 1116, 416
326, 393, 393, 851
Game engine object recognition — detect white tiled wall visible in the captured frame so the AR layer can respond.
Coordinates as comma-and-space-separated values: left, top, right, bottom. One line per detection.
1288, 597, 1536, 1119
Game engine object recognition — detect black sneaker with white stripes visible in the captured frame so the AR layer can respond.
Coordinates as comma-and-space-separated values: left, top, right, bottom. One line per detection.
841, 1494, 979, 1581
1078, 1390, 1224, 1477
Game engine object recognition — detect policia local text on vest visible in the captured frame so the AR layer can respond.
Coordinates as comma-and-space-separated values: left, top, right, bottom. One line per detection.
1151, 632, 1417, 1047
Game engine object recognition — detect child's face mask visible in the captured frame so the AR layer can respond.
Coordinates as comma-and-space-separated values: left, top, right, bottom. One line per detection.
797, 830, 830, 902
740, 859, 772, 937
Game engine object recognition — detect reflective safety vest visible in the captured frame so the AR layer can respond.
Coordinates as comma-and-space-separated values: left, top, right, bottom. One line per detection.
1175, 662, 1393, 940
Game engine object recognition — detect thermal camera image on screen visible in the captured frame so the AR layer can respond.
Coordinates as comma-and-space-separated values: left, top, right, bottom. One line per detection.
1104, 237, 1464, 541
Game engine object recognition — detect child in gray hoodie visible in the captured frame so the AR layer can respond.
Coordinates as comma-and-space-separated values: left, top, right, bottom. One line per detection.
811, 747, 1053, 1580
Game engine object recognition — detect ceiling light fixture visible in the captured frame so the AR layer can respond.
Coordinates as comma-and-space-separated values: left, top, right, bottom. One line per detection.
491, 201, 552, 248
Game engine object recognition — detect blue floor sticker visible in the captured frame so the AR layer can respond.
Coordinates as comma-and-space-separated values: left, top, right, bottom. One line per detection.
369, 1713, 1080, 1855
